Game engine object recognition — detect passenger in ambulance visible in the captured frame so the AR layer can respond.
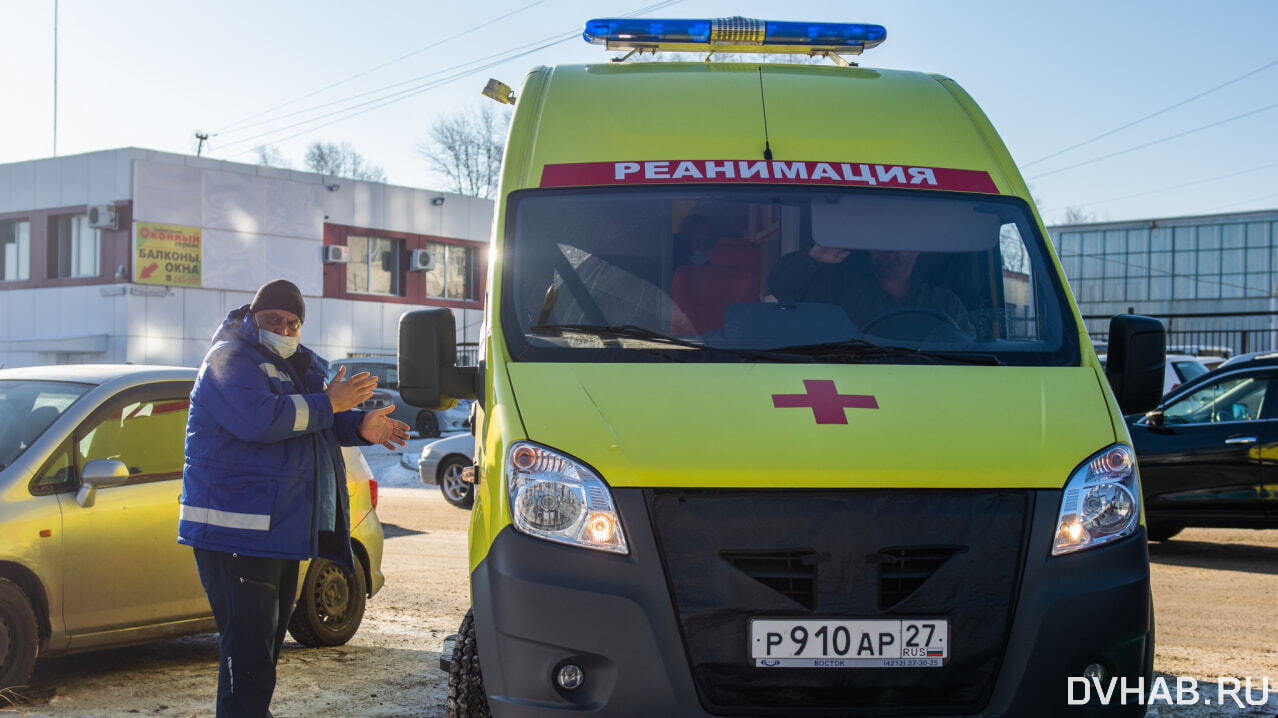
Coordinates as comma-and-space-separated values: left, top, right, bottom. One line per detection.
672, 213, 721, 267
767, 243, 974, 338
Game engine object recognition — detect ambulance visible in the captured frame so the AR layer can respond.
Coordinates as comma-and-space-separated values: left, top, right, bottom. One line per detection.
399, 17, 1167, 717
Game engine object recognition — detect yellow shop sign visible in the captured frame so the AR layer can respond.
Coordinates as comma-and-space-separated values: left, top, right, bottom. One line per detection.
135, 222, 201, 286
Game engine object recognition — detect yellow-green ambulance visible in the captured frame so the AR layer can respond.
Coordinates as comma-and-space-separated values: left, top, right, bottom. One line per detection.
400, 17, 1167, 717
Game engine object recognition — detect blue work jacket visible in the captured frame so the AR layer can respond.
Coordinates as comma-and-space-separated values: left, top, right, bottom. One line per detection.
178, 305, 367, 564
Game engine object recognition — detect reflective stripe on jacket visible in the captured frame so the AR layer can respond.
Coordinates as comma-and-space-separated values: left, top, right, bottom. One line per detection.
178, 305, 366, 563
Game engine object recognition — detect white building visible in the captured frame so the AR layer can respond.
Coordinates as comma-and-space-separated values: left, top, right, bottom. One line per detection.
1049, 209, 1278, 354
0, 148, 489, 369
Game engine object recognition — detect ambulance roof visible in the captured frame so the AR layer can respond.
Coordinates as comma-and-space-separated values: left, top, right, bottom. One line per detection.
512, 62, 1019, 197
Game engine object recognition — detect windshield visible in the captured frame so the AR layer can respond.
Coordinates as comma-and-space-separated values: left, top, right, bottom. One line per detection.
1171, 360, 1208, 384
502, 187, 1079, 366
0, 380, 92, 468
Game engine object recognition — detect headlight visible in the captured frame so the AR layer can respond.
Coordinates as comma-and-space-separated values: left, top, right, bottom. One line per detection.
505, 442, 628, 554
1052, 444, 1141, 556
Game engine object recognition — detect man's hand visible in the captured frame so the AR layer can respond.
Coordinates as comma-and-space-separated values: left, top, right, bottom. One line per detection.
358, 405, 411, 449
809, 245, 850, 264
326, 366, 377, 412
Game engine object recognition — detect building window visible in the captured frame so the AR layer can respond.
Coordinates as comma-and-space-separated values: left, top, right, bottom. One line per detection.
50, 215, 99, 278
422, 242, 477, 300
1125, 228, 1149, 254
1, 218, 30, 281
347, 235, 402, 295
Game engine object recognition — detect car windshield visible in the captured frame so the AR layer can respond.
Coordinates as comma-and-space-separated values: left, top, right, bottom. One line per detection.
0, 380, 93, 468
1171, 360, 1208, 384
502, 187, 1078, 366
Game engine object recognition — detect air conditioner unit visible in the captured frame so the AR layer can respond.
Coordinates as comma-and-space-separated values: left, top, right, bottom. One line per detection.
409, 248, 435, 272
323, 245, 350, 264
87, 203, 118, 230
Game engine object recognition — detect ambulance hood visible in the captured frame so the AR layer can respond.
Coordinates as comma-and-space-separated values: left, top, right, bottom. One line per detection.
506, 363, 1115, 490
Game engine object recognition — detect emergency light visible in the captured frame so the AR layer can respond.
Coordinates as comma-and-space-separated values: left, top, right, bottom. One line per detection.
583, 17, 886, 58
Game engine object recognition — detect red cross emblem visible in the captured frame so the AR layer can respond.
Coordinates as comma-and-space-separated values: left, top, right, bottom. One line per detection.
772, 379, 879, 424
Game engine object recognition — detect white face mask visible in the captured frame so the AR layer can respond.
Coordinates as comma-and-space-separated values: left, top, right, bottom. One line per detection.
259, 329, 300, 359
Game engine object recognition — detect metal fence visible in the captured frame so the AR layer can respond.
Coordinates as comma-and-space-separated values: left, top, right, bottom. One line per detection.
458, 342, 479, 366
1084, 311, 1278, 357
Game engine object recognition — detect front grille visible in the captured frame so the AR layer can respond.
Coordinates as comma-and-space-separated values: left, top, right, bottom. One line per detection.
870, 545, 967, 610
359, 392, 391, 411
646, 489, 1028, 715
721, 550, 819, 610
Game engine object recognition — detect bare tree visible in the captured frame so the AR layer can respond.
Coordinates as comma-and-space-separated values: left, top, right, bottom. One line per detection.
1062, 205, 1095, 225
253, 144, 291, 169
304, 141, 387, 182
418, 103, 511, 199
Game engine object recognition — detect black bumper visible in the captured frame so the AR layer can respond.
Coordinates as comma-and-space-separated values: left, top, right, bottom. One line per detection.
470, 489, 1151, 717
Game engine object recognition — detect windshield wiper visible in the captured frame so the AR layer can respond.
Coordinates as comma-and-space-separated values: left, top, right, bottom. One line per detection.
530, 324, 812, 363
773, 338, 1003, 366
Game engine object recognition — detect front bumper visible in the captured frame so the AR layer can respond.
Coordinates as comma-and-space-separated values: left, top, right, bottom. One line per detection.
418, 455, 442, 486
470, 488, 1151, 717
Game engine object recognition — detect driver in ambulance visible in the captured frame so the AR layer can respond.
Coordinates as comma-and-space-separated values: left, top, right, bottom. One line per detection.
767, 244, 974, 336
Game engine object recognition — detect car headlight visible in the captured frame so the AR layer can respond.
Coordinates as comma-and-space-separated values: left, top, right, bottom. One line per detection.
505, 441, 628, 554
1052, 444, 1141, 556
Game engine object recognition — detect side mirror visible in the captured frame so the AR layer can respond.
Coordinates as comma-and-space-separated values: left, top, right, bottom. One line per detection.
1106, 314, 1166, 415
398, 308, 479, 410
1144, 410, 1165, 428
76, 459, 129, 508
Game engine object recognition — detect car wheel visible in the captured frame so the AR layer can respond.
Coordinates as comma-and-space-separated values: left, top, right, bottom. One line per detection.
288, 557, 367, 647
439, 456, 474, 509
1147, 524, 1183, 542
0, 578, 39, 689
416, 411, 441, 438
448, 608, 491, 718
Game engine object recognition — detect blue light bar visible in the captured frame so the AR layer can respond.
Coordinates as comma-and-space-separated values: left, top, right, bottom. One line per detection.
583, 17, 886, 52
584, 19, 712, 44
764, 21, 886, 47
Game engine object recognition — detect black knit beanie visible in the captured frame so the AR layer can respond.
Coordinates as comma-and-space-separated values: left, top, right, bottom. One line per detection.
249, 279, 305, 323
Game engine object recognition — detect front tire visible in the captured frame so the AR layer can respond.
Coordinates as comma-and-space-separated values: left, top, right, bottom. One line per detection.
0, 578, 39, 690
448, 609, 490, 718
439, 456, 474, 509
288, 557, 367, 647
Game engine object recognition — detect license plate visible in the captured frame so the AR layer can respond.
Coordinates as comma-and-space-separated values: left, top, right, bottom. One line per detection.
750, 618, 949, 668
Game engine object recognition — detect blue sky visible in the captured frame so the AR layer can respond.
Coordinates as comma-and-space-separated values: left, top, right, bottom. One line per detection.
2, 0, 1276, 225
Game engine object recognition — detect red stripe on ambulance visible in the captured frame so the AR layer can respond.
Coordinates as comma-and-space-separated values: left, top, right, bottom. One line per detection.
540, 160, 998, 193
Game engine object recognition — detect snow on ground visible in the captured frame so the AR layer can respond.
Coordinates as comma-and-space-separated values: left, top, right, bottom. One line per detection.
359, 431, 470, 489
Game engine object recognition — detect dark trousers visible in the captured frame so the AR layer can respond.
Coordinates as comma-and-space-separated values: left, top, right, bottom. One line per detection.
194, 548, 300, 718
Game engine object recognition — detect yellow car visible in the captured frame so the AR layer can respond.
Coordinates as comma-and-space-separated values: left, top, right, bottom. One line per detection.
0, 364, 384, 689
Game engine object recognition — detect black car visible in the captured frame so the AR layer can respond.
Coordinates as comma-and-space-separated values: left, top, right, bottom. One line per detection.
1127, 354, 1278, 541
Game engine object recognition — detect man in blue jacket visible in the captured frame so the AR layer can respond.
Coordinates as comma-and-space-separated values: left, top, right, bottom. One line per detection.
179, 279, 408, 717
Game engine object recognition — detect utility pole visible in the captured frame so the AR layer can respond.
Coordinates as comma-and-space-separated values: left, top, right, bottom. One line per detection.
53, 0, 58, 156
195, 131, 209, 157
